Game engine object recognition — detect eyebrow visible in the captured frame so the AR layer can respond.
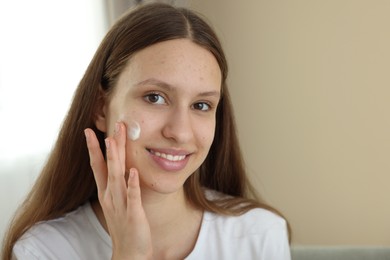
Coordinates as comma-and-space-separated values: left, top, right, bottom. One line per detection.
134, 78, 173, 91
134, 78, 221, 99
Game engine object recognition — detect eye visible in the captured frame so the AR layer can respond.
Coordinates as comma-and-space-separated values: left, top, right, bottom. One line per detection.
192, 102, 211, 111
144, 93, 166, 105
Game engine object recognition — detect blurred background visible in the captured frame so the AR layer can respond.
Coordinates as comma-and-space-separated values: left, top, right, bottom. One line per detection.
1, 0, 389, 246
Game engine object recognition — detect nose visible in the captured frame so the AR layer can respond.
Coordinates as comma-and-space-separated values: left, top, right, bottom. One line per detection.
162, 108, 194, 143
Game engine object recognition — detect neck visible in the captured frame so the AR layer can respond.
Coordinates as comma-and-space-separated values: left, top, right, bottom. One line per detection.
141, 187, 190, 229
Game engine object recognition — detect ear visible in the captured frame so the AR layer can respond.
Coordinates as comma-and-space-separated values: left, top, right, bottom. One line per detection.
94, 87, 108, 133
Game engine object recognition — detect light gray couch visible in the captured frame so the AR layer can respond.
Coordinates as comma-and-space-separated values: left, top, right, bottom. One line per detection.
291, 246, 390, 260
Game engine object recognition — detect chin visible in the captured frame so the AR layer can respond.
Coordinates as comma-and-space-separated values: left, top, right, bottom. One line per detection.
139, 171, 191, 195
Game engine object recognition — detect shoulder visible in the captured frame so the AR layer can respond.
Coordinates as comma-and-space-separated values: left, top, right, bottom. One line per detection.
187, 189, 291, 259
205, 207, 288, 238
19, 202, 94, 240
204, 189, 288, 235
13, 202, 111, 259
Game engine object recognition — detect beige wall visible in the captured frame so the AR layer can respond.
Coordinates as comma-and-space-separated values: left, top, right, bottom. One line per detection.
190, 0, 390, 245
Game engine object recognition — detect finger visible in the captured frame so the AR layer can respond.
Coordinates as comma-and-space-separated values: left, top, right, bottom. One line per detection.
84, 128, 108, 192
113, 122, 126, 173
127, 168, 143, 213
105, 137, 127, 210
126, 168, 152, 256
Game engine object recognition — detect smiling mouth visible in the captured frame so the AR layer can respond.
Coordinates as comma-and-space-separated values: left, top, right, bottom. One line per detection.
148, 149, 187, 162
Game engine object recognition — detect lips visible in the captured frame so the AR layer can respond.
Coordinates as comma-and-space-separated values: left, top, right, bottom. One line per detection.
147, 148, 190, 171
150, 150, 186, 161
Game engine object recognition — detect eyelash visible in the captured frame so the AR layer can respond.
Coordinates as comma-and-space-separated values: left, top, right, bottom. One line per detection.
144, 92, 166, 105
192, 102, 212, 111
143, 92, 213, 112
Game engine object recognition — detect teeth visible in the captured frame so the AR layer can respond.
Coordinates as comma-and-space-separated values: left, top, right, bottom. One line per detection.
153, 151, 186, 161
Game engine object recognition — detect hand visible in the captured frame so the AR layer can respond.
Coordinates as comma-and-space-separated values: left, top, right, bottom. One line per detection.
84, 122, 153, 259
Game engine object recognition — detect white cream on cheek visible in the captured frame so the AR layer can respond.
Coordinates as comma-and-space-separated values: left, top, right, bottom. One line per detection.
118, 114, 141, 141
128, 120, 141, 141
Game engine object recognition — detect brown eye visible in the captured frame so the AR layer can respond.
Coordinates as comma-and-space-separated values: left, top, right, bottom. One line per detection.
144, 93, 166, 104
193, 102, 211, 111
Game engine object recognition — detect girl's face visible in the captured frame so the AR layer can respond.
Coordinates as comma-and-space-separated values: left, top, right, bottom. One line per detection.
96, 39, 222, 194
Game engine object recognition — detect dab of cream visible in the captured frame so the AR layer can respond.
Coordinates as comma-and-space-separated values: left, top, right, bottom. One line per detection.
127, 120, 141, 141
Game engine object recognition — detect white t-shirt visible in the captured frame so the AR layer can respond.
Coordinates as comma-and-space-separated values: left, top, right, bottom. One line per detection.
13, 197, 291, 259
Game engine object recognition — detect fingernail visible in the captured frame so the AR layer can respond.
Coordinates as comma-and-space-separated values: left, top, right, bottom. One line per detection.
114, 122, 120, 136
105, 138, 110, 149
129, 168, 135, 178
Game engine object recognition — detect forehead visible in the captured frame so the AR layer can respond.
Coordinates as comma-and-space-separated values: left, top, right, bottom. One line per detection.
117, 39, 222, 92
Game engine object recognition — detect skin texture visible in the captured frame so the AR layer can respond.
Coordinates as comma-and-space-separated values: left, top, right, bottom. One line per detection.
85, 39, 222, 259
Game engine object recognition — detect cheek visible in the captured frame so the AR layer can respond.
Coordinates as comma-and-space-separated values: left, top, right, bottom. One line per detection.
122, 104, 163, 140
119, 110, 155, 138
124, 115, 158, 167
198, 121, 216, 149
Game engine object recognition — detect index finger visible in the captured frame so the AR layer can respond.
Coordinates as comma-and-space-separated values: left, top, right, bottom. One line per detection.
84, 128, 108, 192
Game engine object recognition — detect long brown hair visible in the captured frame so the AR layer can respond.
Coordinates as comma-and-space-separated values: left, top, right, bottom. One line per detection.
2, 3, 290, 259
